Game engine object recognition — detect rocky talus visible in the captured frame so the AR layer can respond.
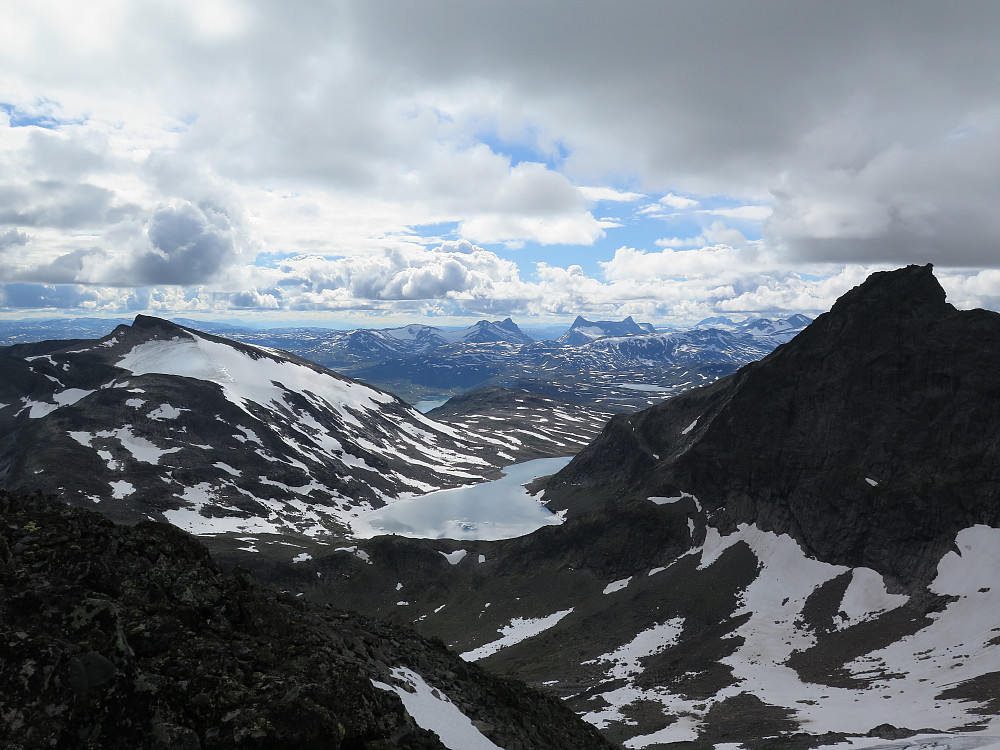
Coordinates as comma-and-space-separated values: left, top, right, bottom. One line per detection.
0, 488, 614, 750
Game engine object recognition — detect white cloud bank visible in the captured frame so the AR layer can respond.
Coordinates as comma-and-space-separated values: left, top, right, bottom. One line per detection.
2, 1, 1000, 321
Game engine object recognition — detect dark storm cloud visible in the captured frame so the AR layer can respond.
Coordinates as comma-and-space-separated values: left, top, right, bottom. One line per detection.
0, 181, 130, 229
337, 0, 1000, 266
0, 229, 29, 251
130, 201, 240, 285
15, 248, 108, 284
0, 282, 99, 309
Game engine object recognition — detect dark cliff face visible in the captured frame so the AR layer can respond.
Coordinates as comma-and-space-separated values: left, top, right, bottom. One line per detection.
0, 489, 614, 750
542, 264, 1000, 586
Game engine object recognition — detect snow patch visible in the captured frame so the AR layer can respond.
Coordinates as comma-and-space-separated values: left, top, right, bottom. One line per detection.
603, 577, 632, 595
440, 549, 468, 565
334, 545, 373, 565
109, 480, 134, 499
371, 667, 502, 750
584, 618, 685, 679
20, 388, 94, 418
461, 609, 574, 661
835, 568, 908, 630
649, 491, 701, 510
148, 403, 186, 420
213, 462, 241, 477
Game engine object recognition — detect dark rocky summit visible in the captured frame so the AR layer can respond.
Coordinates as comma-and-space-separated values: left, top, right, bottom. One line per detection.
542, 264, 1000, 586
0, 488, 614, 749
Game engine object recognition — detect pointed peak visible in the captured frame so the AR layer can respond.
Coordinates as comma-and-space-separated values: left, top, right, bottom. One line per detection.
828, 264, 950, 321
131, 315, 185, 332
570, 316, 590, 328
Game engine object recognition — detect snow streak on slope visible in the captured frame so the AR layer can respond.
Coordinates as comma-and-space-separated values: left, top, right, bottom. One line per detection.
461, 609, 575, 662
371, 667, 503, 750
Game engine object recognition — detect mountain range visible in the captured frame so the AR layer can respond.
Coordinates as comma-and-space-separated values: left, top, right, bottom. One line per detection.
0, 313, 813, 409
4, 265, 998, 748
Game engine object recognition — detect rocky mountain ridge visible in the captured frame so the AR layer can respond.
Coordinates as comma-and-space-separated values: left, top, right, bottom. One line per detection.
542, 263, 1000, 587
0, 316, 506, 539
555, 315, 655, 346
0, 487, 614, 749
0, 313, 812, 409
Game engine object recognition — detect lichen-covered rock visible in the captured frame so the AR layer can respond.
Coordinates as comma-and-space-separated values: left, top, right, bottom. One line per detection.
0, 489, 613, 750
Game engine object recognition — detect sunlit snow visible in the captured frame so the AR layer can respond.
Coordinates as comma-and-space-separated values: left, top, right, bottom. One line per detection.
583, 522, 1000, 746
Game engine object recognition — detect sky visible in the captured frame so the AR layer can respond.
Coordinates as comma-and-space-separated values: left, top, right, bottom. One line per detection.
1, 1, 1000, 328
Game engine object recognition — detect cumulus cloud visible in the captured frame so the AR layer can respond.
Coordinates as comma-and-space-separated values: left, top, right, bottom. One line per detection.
228, 288, 281, 309
654, 221, 749, 251
0, 229, 29, 251
128, 201, 242, 285
0, 181, 130, 228
3, 1, 1000, 321
658, 193, 700, 211
265, 242, 523, 309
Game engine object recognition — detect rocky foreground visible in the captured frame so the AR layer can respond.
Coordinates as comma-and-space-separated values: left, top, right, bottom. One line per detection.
0, 488, 613, 750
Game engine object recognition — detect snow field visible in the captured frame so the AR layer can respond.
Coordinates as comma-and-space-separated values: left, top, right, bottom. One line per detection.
117, 334, 488, 483
580, 522, 1000, 746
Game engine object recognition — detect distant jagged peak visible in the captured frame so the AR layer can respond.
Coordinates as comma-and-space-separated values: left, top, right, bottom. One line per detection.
558, 315, 653, 345
374, 318, 532, 345
454, 318, 533, 345
568, 314, 643, 329
696, 315, 740, 328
